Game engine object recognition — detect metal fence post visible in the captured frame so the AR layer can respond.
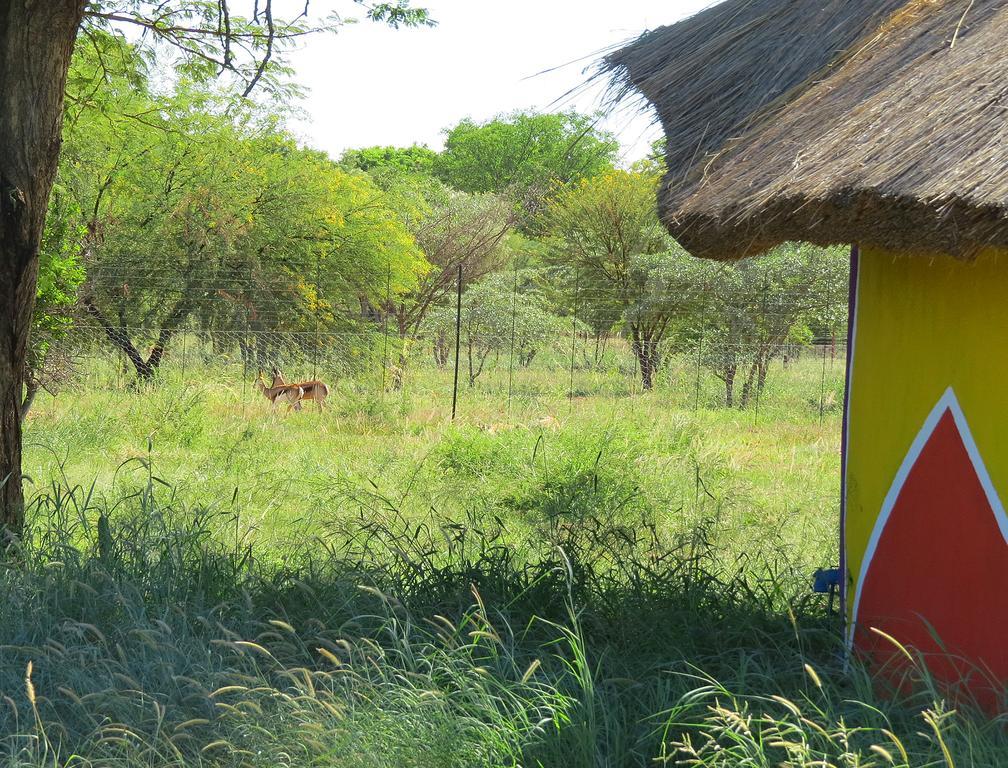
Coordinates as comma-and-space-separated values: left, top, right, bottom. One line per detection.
569, 267, 580, 406
381, 262, 391, 398
451, 263, 462, 421
507, 263, 517, 416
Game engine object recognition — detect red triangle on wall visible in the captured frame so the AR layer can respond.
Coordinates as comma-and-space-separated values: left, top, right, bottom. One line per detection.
851, 388, 1008, 709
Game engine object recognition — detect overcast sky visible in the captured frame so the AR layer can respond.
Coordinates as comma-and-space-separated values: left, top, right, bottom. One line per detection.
287, 1, 714, 164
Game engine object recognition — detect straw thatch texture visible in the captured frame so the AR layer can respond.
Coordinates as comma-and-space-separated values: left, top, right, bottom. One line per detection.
606, 0, 1008, 260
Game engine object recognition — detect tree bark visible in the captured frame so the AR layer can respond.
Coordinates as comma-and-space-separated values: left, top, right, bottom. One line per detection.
84, 299, 154, 378
84, 297, 191, 381
433, 331, 449, 368
756, 356, 770, 400
390, 314, 414, 390
630, 328, 657, 391
640, 348, 654, 391
724, 366, 736, 408
20, 379, 39, 421
0, 2, 84, 538
739, 359, 758, 409
391, 337, 411, 390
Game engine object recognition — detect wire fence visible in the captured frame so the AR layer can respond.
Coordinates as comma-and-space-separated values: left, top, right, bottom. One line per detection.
41, 314, 848, 427
30, 245, 853, 425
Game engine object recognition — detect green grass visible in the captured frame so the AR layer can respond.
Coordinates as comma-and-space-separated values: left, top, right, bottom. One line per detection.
25, 345, 842, 554
11, 349, 1007, 766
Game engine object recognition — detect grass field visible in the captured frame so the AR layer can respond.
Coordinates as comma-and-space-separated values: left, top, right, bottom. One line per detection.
10, 348, 1007, 766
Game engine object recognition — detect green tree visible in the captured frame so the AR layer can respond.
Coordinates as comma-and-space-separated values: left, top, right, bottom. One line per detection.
340, 145, 438, 177
0, 2, 431, 530
681, 244, 848, 408
545, 170, 704, 390
73, 97, 426, 380
435, 111, 618, 225
424, 271, 558, 385
383, 180, 516, 387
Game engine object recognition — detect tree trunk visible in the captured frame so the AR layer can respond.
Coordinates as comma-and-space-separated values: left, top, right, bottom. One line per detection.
84, 299, 154, 378
145, 326, 178, 377
84, 296, 191, 382
724, 365, 736, 408
0, 3, 83, 538
390, 315, 413, 390
433, 331, 449, 368
739, 359, 759, 409
630, 328, 656, 391
756, 355, 770, 400
391, 336, 411, 390
20, 380, 39, 421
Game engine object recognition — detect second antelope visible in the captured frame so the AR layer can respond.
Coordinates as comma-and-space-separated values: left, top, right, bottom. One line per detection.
271, 368, 329, 412
255, 372, 303, 413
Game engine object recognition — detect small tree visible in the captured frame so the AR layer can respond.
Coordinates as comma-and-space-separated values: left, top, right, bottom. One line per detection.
424, 273, 557, 386
680, 244, 848, 408
679, 264, 753, 408
622, 250, 710, 390
545, 170, 703, 390
381, 178, 516, 387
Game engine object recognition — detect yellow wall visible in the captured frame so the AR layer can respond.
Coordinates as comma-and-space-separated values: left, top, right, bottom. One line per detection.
845, 246, 1008, 629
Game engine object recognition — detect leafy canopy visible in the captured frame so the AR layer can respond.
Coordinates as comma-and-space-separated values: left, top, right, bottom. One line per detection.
435, 111, 619, 198
55, 32, 428, 382
340, 145, 438, 178
544, 169, 709, 389
82, 1, 435, 99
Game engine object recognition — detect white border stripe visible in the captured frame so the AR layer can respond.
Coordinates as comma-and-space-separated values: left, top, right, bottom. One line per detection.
846, 387, 1008, 649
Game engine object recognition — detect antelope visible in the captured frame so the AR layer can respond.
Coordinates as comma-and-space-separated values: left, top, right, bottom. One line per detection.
255, 371, 304, 413
271, 368, 329, 412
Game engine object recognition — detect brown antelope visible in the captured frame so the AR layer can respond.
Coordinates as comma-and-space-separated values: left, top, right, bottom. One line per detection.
255, 371, 304, 413
271, 368, 329, 412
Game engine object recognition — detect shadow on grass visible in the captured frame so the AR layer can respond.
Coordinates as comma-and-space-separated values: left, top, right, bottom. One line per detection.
0, 477, 1003, 767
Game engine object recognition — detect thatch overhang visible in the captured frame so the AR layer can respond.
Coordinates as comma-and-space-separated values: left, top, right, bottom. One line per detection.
605, 0, 1008, 261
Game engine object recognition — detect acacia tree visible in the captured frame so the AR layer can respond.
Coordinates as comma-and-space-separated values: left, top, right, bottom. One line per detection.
682, 244, 848, 408
77, 108, 425, 381
435, 111, 618, 196
380, 178, 516, 387
622, 250, 710, 390
0, 0, 431, 537
80, 115, 253, 379
340, 145, 438, 176
435, 111, 619, 229
681, 264, 752, 408
423, 272, 558, 386
545, 170, 704, 390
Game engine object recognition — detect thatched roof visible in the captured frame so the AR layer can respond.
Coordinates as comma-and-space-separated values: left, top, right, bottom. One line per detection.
605, 0, 1008, 260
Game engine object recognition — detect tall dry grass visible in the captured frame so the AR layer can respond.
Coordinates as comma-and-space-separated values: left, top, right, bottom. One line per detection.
2, 462, 1004, 766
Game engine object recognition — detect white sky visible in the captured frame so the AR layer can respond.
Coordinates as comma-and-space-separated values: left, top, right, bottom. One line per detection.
287, 1, 714, 165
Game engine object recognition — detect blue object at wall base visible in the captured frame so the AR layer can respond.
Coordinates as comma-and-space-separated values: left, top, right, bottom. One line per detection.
813, 567, 840, 594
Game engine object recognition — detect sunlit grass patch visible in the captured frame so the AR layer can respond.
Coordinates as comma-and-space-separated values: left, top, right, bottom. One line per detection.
12, 353, 994, 765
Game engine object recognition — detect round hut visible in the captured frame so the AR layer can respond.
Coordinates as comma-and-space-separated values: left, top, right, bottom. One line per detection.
606, 0, 1008, 702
